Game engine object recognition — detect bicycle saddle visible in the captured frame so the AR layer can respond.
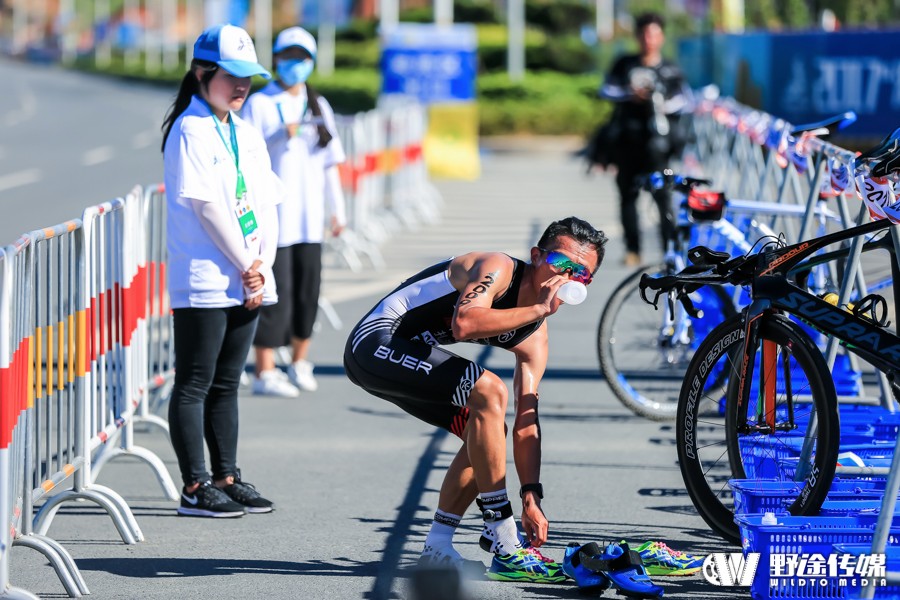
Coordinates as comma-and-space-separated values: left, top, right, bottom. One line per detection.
688, 245, 730, 266
856, 126, 900, 176
790, 111, 857, 137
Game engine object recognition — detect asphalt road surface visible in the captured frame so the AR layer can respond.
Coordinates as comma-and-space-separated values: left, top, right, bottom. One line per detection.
3, 56, 746, 599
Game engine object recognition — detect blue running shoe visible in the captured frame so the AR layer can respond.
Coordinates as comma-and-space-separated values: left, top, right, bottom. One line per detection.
486, 549, 567, 583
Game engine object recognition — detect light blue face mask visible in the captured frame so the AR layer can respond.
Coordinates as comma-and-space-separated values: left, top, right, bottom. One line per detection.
277, 58, 314, 87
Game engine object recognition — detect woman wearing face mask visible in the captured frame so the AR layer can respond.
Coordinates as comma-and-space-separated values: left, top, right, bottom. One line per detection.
161, 24, 282, 517
243, 26, 347, 397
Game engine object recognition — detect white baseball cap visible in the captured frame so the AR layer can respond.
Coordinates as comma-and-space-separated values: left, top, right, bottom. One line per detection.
273, 26, 317, 60
193, 24, 271, 79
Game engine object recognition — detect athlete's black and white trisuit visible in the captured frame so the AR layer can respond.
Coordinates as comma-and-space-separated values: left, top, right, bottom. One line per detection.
344, 257, 543, 438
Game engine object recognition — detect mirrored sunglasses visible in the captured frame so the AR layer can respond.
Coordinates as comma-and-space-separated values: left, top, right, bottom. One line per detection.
540, 248, 593, 284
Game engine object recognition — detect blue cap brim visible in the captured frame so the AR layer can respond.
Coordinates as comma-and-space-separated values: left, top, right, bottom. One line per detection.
218, 60, 271, 79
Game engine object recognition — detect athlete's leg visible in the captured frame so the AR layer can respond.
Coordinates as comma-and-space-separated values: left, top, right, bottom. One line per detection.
464, 371, 508, 491
437, 443, 479, 516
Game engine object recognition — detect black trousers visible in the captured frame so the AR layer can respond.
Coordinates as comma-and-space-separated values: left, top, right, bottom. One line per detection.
254, 243, 322, 348
614, 137, 675, 255
169, 306, 259, 486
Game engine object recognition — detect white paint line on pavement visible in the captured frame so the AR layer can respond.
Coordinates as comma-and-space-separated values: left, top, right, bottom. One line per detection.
0, 168, 41, 193
322, 278, 400, 304
132, 130, 156, 150
2, 82, 37, 127
82, 146, 115, 166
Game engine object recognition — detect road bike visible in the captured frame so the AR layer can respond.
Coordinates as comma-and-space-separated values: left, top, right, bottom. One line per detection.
598, 171, 847, 420
638, 129, 900, 543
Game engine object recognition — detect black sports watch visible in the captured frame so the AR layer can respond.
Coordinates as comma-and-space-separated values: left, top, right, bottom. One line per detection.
519, 483, 544, 499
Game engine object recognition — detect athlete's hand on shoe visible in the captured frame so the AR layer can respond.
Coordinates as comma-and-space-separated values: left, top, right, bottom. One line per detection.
537, 276, 567, 317
521, 495, 549, 548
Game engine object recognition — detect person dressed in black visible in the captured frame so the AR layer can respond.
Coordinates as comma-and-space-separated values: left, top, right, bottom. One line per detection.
600, 12, 690, 267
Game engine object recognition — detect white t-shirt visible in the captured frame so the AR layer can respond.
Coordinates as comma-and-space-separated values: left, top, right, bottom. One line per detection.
242, 83, 346, 246
164, 95, 283, 309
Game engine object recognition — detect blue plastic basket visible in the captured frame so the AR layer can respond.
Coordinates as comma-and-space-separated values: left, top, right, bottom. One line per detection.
818, 500, 900, 517
741, 437, 896, 480
736, 514, 900, 599
780, 457, 896, 482
730, 479, 892, 516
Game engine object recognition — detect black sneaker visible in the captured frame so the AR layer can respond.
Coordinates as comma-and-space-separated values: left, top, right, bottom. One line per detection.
220, 472, 274, 514
178, 481, 246, 518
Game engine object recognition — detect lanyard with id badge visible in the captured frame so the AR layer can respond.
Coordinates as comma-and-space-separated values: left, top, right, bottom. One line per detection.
209, 104, 260, 248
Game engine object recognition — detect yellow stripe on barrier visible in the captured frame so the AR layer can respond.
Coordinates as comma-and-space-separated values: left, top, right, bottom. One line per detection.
34, 327, 42, 401
379, 149, 401, 174
46, 324, 53, 399
57, 319, 64, 390
68, 314, 75, 383
76, 310, 86, 378
27, 334, 34, 408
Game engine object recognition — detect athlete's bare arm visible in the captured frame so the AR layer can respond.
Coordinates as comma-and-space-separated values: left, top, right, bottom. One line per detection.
511, 324, 549, 546
449, 252, 565, 341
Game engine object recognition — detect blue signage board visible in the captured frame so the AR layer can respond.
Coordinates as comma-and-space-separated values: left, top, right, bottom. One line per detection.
301, 0, 352, 27
679, 30, 900, 138
381, 23, 477, 103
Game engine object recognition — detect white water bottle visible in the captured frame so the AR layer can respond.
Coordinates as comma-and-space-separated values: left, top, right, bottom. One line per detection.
761, 511, 778, 526
557, 281, 588, 305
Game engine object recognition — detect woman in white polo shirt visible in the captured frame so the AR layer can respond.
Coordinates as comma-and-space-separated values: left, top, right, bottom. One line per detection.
243, 26, 347, 397
161, 24, 281, 518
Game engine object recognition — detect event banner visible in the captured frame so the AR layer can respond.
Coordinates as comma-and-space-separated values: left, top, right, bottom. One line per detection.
679, 30, 900, 137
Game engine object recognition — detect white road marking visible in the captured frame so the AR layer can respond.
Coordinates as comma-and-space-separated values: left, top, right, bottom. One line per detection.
132, 130, 156, 150
82, 146, 115, 166
0, 168, 41, 193
2, 82, 37, 127
322, 278, 400, 304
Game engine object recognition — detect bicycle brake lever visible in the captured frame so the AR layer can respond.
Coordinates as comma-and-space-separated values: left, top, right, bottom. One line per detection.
642, 288, 663, 310
678, 291, 703, 319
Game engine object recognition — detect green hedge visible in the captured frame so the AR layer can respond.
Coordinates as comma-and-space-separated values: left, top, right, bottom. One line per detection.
71, 54, 609, 136
312, 69, 610, 136
477, 71, 610, 136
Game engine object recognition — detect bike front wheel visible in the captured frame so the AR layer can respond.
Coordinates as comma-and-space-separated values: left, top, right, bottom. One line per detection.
597, 264, 736, 421
677, 313, 839, 544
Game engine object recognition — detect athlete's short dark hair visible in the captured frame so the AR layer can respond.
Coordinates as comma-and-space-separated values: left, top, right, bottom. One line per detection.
635, 12, 665, 33
537, 217, 607, 270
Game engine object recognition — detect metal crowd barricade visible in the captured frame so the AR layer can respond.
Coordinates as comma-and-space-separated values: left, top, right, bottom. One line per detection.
0, 244, 40, 599
31, 197, 143, 547
142, 184, 176, 418
8, 226, 91, 598
88, 188, 177, 500
383, 101, 443, 227
325, 100, 443, 275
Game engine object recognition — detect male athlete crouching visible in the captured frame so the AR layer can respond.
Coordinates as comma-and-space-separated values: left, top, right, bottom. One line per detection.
344, 217, 606, 581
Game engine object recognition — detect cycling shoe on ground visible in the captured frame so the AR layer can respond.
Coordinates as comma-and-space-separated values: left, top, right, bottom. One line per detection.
562, 542, 611, 594
567, 541, 664, 598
